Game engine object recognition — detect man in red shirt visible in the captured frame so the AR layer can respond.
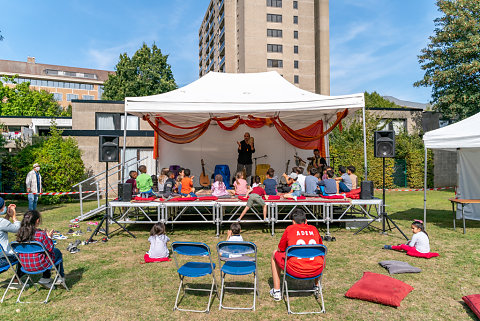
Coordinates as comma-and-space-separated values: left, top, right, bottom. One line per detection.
270, 209, 324, 301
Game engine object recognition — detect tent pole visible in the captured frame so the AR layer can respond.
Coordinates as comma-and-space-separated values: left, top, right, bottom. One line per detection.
324, 115, 330, 165
362, 105, 368, 180
424, 146, 427, 228
121, 103, 128, 183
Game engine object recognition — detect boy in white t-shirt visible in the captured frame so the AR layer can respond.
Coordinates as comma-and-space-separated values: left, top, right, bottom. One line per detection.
226, 222, 243, 242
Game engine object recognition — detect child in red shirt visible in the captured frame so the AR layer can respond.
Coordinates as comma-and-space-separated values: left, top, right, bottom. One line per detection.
238, 184, 269, 222
269, 208, 324, 301
180, 169, 197, 197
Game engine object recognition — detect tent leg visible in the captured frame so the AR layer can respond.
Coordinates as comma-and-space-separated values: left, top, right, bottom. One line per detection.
424, 147, 427, 228
121, 106, 128, 182
362, 106, 368, 180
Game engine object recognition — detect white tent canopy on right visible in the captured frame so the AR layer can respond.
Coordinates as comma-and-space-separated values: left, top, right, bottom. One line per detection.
423, 111, 480, 223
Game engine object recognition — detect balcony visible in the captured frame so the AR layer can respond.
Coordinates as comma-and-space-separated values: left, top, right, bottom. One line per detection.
218, 12, 225, 25
219, 56, 225, 68
218, 0, 224, 10
219, 26, 225, 40
219, 42, 225, 55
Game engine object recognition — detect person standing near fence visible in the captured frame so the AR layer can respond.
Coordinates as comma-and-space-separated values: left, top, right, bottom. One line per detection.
26, 163, 42, 210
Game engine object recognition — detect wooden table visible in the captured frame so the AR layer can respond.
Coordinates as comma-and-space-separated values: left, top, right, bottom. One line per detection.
448, 198, 480, 234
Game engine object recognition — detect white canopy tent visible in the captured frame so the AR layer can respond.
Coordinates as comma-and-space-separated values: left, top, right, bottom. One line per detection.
423, 111, 480, 224
124, 71, 367, 183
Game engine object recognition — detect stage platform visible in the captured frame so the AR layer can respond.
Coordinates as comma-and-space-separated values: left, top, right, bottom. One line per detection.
108, 197, 383, 237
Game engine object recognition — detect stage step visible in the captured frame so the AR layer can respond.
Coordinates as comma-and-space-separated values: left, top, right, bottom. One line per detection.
71, 204, 106, 223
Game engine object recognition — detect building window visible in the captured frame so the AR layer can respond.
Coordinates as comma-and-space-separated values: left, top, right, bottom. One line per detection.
267, 29, 283, 37
82, 95, 94, 100
293, 16, 298, 24
294, 60, 299, 69
266, 0, 282, 7
96, 113, 139, 130
267, 14, 282, 23
53, 93, 63, 101
294, 45, 299, 54
267, 44, 283, 53
293, 1, 298, 9
267, 59, 283, 68
98, 85, 104, 99
294, 75, 299, 84
294, 31, 298, 39
66, 94, 79, 101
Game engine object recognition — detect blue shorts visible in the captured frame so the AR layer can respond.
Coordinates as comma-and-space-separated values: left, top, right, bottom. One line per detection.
292, 190, 302, 197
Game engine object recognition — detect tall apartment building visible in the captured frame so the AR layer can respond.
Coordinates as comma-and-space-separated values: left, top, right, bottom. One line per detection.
0, 57, 113, 108
198, 0, 330, 95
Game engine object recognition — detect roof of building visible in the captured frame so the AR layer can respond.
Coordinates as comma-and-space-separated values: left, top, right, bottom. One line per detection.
0, 57, 113, 83
382, 95, 431, 110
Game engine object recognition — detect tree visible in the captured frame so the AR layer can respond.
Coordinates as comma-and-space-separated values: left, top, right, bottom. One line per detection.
102, 43, 177, 100
0, 75, 66, 116
414, 0, 480, 120
364, 91, 403, 109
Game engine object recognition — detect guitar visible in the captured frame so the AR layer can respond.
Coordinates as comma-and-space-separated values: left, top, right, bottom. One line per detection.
199, 159, 210, 187
280, 159, 290, 184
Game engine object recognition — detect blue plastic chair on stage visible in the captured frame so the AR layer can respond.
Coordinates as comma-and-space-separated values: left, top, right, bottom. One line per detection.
0, 243, 23, 303
214, 165, 231, 189
171, 242, 218, 313
11, 241, 69, 304
216, 241, 257, 311
282, 244, 327, 314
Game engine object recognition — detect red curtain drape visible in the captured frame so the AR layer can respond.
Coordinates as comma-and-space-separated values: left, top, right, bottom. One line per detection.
145, 109, 349, 157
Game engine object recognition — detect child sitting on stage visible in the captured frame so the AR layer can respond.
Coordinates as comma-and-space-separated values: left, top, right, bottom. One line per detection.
347, 165, 358, 189
335, 166, 352, 193
144, 222, 171, 263
162, 171, 176, 198
252, 176, 261, 188
283, 173, 302, 201
234, 171, 249, 195
157, 168, 169, 193
211, 174, 230, 198
180, 168, 197, 197
318, 169, 338, 195
238, 183, 268, 222
263, 168, 278, 195
136, 165, 155, 198
125, 170, 138, 196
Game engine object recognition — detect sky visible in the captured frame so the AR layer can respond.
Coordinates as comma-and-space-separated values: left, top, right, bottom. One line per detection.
0, 0, 439, 103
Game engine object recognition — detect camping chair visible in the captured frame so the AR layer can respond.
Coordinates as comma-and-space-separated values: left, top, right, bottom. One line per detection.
216, 241, 257, 311
11, 241, 69, 304
282, 244, 327, 314
0, 243, 24, 303
171, 242, 218, 313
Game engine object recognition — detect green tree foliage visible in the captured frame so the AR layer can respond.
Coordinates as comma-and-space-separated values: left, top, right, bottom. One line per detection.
102, 43, 177, 100
365, 91, 402, 109
414, 0, 480, 120
0, 75, 67, 116
1, 126, 86, 203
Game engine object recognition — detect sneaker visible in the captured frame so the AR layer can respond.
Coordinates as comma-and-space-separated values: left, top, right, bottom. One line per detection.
269, 288, 281, 301
383, 245, 392, 250
38, 278, 55, 289
55, 277, 67, 288
264, 218, 270, 223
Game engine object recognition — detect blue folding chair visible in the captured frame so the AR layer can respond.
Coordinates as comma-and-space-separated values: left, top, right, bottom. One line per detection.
282, 244, 327, 314
0, 243, 24, 303
11, 241, 69, 304
216, 241, 257, 311
171, 242, 218, 313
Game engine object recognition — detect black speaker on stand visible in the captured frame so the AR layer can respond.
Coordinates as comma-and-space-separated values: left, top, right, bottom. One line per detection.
88, 136, 135, 243
355, 131, 408, 240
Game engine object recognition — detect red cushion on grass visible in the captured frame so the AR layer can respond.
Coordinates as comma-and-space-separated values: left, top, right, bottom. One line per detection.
266, 195, 281, 200
345, 272, 414, 307
320, 194, 344, 199
407, 251, 439, 259
463, 294, 480, 318
198, 196, 218, 201
133, 196, 156, 201
168, 197, 197, 202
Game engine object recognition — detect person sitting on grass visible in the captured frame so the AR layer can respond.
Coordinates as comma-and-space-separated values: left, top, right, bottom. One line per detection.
269, 208, 324, 301
211, 174, 230, 198
347, 165, 358, 189
384, 220, 431, 255
144, 222, 171, 263
263, 168, 278, 196
317, 169, 338, 195
334, 166, 352, 193
136, 165, 155, 198
180, 168, 197, 198
237, 183, 269, 222
283, 173, 302, 200
233, 171, 249, 196
125, 170, 138, 196
16, 210, 66, 289
226, 222, 243, 242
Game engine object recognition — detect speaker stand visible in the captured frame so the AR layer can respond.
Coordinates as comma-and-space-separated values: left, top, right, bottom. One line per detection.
355, 158, 408, 240
88, 162, 136, 243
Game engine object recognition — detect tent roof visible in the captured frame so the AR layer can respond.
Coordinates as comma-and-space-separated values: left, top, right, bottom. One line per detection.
423, 111, 480, 150
125, 71, 365, 125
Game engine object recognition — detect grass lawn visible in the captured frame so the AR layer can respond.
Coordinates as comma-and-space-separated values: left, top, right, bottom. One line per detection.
1, 189, 479, 320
